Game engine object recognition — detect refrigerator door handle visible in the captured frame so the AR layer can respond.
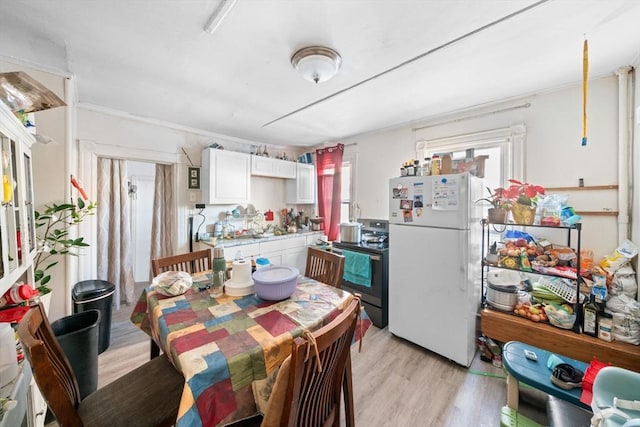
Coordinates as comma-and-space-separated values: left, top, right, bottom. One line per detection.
460, 231, 469, 291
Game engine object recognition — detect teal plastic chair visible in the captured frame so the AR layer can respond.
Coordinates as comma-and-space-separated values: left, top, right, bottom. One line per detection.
591, 366, 640, 427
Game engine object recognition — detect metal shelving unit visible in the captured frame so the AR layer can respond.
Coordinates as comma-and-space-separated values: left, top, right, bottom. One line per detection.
480, 218, 583, 333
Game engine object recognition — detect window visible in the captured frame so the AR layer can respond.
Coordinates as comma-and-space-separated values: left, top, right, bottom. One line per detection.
340, 160, 352, 223
416, 125, 525, 203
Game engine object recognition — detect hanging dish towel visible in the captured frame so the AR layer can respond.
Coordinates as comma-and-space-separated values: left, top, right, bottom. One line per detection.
343, 250, 372, 287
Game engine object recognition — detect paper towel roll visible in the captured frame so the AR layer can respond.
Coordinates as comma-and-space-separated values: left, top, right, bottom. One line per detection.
230, 259, 252, 285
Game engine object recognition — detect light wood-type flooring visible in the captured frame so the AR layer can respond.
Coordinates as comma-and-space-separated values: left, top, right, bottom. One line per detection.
49, 283, 549, 426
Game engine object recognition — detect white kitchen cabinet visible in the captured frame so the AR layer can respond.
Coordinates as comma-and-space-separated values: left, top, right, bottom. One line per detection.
27, 376, 47, 427
0, 101, 36, 298
200, 232, 323, 273
251, 156, 296, 179
201, 148, 250, 205
251, 155, 275, 176
281, 247, 308, 272
275, 159, 296, 178
260, 236, 307, 271
223, 242, 260, 260
286, 163, 315, 204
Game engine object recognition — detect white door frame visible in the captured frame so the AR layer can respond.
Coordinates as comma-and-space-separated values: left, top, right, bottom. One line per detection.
76, 140, 181, 283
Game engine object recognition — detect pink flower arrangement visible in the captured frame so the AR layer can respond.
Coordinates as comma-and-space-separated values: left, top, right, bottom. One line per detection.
496, 179, 545, 207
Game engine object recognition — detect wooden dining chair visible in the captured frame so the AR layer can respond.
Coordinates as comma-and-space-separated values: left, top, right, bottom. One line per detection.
305, 246, 345, 288
262, 297, 360, 427
149, 249, 213, 358
151, 248, 212, 276
17, 302, 184, 427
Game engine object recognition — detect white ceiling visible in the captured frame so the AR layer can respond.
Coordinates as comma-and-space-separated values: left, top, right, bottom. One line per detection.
1, 0, 640, 147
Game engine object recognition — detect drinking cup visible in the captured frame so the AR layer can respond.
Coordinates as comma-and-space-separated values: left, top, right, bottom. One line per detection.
210, 270, 225, 298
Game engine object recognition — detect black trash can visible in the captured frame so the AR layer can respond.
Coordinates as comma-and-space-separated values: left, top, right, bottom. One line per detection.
72, 280, 116, 354
51, 309, 100, 400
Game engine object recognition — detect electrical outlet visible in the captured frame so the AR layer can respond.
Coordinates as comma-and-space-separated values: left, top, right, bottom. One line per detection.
189, 193, 196, 202
195, 203, 206, 209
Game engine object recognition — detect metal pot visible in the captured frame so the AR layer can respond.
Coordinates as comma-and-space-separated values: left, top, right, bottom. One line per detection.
340, 222, 362, 243
485, 283, 519, 311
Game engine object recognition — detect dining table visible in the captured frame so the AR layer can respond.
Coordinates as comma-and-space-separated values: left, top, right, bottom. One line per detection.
130, 273, 371, 427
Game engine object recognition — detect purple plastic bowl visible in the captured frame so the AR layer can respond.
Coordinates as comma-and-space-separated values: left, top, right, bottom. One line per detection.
252, 266, 299, 301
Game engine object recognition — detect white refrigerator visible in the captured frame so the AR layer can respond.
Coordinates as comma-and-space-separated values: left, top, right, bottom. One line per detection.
388, 172, 483, 367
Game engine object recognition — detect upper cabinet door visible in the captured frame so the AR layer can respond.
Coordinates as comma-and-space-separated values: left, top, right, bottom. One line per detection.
201, 149, 250, 205
251, 156, 297, 179
275, 159, 296, 179
251, 155, 276, 177
286, 163, 315, 204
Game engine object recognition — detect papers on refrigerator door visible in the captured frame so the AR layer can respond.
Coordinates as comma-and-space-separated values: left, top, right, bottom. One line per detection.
432, 176, 460, 210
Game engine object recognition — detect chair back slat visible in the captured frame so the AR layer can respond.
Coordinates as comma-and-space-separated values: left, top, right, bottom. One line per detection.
18, 303, 84, 426
151, 249, 212, 277
282, 298, 360, 427
305, 247, 345, 289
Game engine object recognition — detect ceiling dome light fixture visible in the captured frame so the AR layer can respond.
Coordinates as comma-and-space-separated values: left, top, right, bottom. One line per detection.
291, 46, 342, 84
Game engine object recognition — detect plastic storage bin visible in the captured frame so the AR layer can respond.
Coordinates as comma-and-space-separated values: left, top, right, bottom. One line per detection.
51, 309, 100, 399
72, 280, 115, 354
0, 322, 18, 388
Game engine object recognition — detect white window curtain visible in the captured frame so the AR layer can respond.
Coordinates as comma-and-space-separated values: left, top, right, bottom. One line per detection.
97, 158, 135, 309
149, 164, 176, 280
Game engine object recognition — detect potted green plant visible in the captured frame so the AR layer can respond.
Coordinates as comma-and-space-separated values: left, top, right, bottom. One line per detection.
476, 187, 509, 223
34, 178, 96, 295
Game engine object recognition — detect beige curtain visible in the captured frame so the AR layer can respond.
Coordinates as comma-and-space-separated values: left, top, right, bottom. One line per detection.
149, 164, 176, 279
97, 158, 135, 309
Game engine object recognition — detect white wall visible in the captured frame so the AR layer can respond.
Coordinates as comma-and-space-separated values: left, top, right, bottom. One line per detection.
341, 74, 625, 260
76, 108, 307, 243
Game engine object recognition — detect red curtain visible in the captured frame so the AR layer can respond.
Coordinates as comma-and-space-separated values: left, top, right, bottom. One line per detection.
315, 144, 344, 241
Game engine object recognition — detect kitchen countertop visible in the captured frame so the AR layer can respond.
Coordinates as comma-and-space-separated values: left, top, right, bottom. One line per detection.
200, 230, 325, 248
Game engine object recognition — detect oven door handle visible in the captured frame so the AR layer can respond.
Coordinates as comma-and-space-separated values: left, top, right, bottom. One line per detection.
331, 248, 381, 262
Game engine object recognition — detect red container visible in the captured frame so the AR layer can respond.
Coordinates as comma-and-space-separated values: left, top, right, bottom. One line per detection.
264, 210, 274, 221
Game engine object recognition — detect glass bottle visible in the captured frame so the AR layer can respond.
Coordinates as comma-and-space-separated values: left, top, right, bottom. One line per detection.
431, 155, 441, 175
413, 160, 421, 176
582, 295, 599, 337
407, 160, 414, 176
422, 157, 431, 176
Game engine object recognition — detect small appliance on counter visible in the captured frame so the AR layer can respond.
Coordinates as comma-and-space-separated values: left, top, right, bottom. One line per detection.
309, 217, 324, 231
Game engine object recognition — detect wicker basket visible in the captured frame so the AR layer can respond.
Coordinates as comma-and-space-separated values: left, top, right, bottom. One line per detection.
510, 203, 536, 225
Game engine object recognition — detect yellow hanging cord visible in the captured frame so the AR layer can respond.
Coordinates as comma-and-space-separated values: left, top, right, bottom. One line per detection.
582, 38, 589, 146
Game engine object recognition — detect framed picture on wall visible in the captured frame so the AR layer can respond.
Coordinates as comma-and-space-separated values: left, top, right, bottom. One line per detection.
188, 167, 200, 189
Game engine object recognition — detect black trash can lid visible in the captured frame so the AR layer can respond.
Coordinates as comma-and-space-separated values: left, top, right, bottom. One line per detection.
72, 280, 116, 301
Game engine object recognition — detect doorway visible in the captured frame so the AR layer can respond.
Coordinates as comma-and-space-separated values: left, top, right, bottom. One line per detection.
127, 161, 156, 283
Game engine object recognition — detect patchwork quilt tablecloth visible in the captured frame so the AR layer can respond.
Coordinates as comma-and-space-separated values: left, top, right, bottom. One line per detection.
131, 275, 371, 427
